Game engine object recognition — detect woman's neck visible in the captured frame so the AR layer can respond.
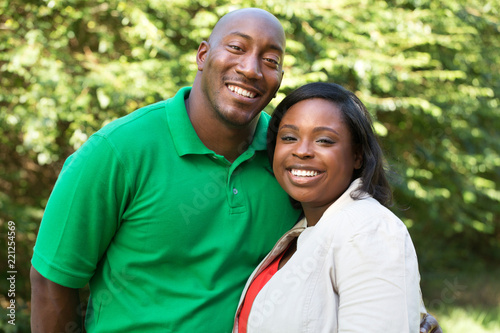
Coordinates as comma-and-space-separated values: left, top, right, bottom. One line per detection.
302, 205, 329, 227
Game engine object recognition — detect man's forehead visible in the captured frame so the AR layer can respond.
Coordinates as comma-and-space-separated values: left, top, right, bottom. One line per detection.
209, 9, 285, 48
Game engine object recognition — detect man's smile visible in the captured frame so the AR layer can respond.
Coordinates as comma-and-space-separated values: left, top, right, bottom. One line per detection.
227, 84, 257, 98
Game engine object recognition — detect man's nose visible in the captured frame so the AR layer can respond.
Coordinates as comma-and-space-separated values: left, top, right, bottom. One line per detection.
235, 54, 263, 80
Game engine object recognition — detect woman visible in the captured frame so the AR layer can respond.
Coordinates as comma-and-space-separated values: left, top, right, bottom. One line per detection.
234, 82, 427, 332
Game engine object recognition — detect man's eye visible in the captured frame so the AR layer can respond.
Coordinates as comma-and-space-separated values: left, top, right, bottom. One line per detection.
229, 45, 243, 51
265, 58, 279, 65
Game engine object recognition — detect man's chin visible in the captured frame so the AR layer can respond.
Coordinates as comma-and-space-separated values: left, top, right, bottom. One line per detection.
215, 107, 262, 129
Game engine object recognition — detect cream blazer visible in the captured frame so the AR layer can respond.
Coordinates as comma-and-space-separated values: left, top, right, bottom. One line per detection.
234, 179, 426, 333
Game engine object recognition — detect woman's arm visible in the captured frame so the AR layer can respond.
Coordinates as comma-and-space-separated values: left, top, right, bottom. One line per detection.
335, 217, 422, 332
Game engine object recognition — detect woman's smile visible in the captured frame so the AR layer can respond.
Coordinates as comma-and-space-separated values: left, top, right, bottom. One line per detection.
286, 167, 324, 185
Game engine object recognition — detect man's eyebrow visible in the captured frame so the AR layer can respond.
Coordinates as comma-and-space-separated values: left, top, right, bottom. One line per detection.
228, 31, 284, 54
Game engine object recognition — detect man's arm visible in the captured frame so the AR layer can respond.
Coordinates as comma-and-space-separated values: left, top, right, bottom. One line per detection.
420, 313, 443, 333
30, 266, 83, 333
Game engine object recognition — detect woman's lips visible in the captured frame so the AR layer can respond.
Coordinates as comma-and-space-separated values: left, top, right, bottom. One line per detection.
287, 168, 324, 185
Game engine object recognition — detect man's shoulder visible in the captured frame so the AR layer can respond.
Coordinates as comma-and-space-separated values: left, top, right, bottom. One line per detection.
98, 100, 169, 137
97, 87, 191, 138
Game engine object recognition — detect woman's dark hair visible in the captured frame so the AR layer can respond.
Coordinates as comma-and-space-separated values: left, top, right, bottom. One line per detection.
267, 82, 393, 207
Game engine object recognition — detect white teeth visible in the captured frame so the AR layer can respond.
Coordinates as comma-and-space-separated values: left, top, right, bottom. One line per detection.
291, 169, 319, 177
228, 85, 256, 98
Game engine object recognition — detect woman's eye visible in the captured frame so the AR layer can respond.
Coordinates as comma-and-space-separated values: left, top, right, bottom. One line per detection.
280, 135, 296, 142
317, 138, 335, 144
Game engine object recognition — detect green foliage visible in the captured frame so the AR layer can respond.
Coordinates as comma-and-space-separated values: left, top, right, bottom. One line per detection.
432, 305, 500, 333
1, 0, 499, 329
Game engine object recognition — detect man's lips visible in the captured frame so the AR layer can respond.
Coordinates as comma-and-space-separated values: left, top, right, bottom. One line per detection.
227, 84, 260, 99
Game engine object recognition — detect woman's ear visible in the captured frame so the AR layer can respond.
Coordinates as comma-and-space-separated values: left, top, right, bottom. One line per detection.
354, 146, 363, 170
196, 41, 210, 71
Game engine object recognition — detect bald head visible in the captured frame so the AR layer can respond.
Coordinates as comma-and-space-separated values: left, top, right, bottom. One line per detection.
208, 8, 285, 49
189, 7, 286, 139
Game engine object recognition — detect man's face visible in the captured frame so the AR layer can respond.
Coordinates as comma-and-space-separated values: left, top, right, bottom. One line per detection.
197, 11, 285, 128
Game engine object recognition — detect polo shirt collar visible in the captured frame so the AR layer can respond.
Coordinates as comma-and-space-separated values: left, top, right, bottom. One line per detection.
248, 111, 269, 152
166, 87, 212, 157
166, 86, 270, 157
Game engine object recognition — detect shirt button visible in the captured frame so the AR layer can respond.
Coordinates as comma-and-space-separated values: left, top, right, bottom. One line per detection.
233, 188, 238, 195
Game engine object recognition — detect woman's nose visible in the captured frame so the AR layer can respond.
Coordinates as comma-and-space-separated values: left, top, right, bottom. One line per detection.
292, 140, 314, 159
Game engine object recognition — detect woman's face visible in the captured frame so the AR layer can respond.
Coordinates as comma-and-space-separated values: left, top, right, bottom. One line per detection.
273, 98, 362, 214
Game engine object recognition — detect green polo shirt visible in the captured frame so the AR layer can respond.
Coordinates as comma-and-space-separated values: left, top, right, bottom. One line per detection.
32, 87, 301, 332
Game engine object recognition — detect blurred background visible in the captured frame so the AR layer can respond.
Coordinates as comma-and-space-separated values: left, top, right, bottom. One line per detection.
0, 0, 499, 331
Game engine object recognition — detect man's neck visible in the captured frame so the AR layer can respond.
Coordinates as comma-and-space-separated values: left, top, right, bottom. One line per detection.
184, 93, 259, 163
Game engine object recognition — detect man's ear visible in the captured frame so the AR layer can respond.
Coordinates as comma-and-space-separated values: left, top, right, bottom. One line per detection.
273, 70, 285, 98
196, 41, 210, 71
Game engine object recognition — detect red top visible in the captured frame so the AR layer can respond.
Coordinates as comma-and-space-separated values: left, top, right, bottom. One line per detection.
237, 247, 289, 333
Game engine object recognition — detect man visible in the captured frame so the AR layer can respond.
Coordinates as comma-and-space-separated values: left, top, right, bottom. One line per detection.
31, 8, 441, 333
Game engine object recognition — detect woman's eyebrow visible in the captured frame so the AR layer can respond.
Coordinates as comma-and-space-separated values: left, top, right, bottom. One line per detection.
313, 126, 339, 135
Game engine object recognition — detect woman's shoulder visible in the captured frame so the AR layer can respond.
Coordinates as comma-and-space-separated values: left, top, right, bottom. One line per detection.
321, 195, 409, 242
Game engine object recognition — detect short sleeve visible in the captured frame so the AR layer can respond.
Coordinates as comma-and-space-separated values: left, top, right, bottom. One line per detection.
32, 134, 130, 288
